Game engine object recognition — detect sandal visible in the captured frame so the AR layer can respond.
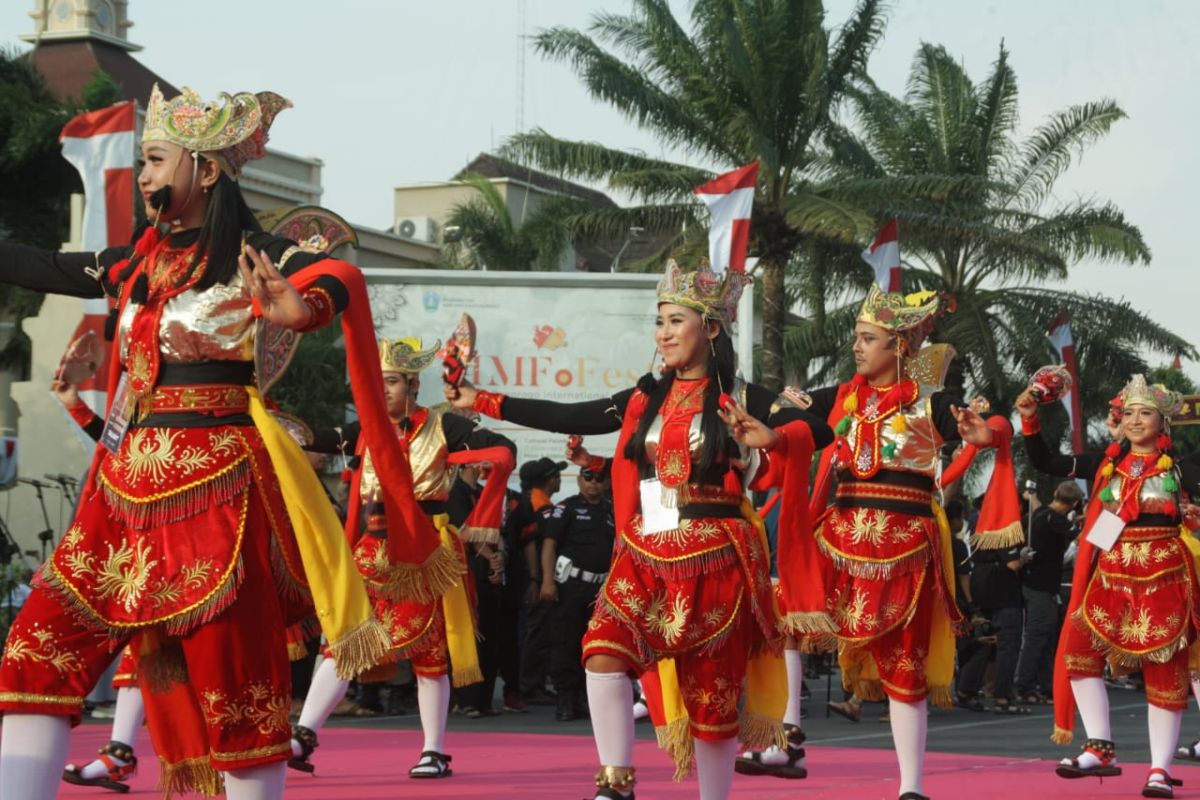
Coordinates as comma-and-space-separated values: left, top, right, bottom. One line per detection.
62, 740, 136, 793
287, 725, 318, 774
899, 793, 930, 800
956, 693, 986, 712
1056, 738, 1121, 779
1177, 739, 1200, 762
993, 701, 1032, 715
1143, 767, 1183, 798
734, 725, 807, 779
827, 699, 862, 723
409, 750, 453, 779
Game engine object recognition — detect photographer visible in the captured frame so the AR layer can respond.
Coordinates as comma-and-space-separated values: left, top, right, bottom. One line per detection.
1014, 480, 1083, 705
958, 529, 1027, 713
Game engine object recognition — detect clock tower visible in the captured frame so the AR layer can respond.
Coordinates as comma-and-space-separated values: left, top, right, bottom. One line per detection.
20, 0, 139, 52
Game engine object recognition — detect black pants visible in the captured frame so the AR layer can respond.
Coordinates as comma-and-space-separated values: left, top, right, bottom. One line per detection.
1014, 586, 1060, 696
461, 569, 504, 711
548, 578, 601, 703
520, 596, 553, 696
957, 606, 1023, 702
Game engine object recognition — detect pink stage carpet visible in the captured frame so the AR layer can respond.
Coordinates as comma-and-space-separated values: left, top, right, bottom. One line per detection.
54, 725, 1198, 797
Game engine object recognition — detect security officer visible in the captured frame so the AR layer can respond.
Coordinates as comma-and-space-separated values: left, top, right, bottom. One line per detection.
539, 463, 616, 721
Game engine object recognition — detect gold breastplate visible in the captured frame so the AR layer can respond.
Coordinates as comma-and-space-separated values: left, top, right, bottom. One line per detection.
118, 272, 255, 365
1105, 473, 1177, 516
843, 384, 942, 476
359, 407, 451, 505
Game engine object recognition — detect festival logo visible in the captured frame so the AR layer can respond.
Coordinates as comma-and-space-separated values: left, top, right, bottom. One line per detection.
533, 324, 568, 351
422, 291, 441, 313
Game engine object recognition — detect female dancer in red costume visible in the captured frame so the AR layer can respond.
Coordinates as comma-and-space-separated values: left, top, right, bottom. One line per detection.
1021, 374, 1200, 798
447, 260, 832, 800
0, 84, 450, 800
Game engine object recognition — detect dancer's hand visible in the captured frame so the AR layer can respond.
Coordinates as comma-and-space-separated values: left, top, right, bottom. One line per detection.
239, 247, 312, 330
951, 404, 994, 446
50, 377, 79, 409
1014, 389, 1038, 420
444, 379, 477, 408
1182, 502, 1200, 531
718, 398, 778, 451
566, 440, 592, 468
539, 579, 558, 604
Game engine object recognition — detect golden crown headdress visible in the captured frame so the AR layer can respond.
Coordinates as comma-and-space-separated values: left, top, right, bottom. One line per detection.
379, 337, 442, 374
1120, 374, 1184, 418
857, 284, 947, 333
142, 84, 290, 178
656, 259, 751, 332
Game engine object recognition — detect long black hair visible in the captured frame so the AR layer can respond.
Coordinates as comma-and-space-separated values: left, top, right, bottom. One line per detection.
624, 321, 737, 474
191, 162, 261, 290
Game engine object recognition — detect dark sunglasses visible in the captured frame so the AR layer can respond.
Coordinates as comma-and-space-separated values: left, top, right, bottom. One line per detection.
580, 469, 604, 482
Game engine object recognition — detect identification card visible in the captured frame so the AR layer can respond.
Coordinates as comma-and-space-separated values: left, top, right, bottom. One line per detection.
99, 372, 132, 454
1085, 509, 1126, 552
639, 478, 680, 534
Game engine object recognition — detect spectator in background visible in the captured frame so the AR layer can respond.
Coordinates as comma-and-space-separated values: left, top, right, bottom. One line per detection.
958, 523, 1027, 714
515, 458, 566, 704
540, 464, 615, 721
449, 465, 500, 717
1013, 480, 1083, 705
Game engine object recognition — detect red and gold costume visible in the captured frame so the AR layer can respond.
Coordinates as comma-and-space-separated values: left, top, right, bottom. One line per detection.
471, 259, 833, 777
1031, 376, 1200, 743
320, 338, 515, 687
795, 287, 1017, 706
0, 85, 452, 795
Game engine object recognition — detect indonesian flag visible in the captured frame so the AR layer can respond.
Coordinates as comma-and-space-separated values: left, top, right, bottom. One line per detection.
694, 162, 758, 275
1048, 314, 1085, 452
59, 101, 137, 394
862, 218, 901, 291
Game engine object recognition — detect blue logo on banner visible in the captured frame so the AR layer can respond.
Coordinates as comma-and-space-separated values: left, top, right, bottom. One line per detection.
422, 291, 441, 312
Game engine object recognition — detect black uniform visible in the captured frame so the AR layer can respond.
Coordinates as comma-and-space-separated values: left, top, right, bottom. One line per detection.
543, 493, 616, 717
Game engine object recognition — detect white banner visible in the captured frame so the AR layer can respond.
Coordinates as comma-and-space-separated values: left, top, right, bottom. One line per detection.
361, 269, 754, 478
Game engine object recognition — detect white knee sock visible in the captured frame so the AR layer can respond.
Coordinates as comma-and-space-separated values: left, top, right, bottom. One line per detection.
586, 670, 635, 768
1070, 677, 1112, 741
888, 697, 927, 796
75, 686, 146, 779
783, 649, 803, 727
417, 674, 450, 754
293, 657, 350, 756
0, 713, 71, 800
1148, 704, 1183, 772
694, 737, 738, 800
223, 760, 286, 799
110, 686, 146, 747
1192, 676, 1200, 711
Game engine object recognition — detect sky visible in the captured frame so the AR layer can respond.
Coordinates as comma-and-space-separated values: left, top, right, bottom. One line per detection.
3, 0, 1197, 378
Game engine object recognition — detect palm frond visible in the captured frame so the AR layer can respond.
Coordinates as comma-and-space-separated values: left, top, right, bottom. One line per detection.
1007, 100, 1127, 209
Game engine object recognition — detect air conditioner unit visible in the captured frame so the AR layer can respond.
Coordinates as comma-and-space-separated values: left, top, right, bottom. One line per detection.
393, 215, 437, 242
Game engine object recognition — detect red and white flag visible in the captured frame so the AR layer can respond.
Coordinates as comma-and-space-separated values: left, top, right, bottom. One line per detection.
694, 162, 758, 275
1048, 314, 1085, 452
862, 218, 901, 291
59, 101, 137, 394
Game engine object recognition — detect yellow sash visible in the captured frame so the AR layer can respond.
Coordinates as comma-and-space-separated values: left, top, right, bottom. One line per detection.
247, 388, 390, 678
430, 514, 483, 687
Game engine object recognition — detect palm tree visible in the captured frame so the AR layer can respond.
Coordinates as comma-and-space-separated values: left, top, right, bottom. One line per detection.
791, 42, 1193, 426
441, 172, 591, 271
503, 0, 904, 390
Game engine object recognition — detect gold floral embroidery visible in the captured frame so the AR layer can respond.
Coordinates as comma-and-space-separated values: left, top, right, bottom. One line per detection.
832, 508, 916, 547
147, 558, 217, 609
200, 682, 289, 736
61, 549, 97, 577
832, 587, 877, 632
645, 590, 690, 646
659, 452, 688, 481
877, 644, 927, 674
175, 446, 216, 476
122, 429, 181, 484
684, 675, 739, 718
92, 539, 158, 612
128, 342, 153, 388
1116, 607, 1169, 645
61, 524, 85, 550
208, 430, 239, 456
632, 517, 725, 549
609, 577, 635, 597
4, 630, 83, 674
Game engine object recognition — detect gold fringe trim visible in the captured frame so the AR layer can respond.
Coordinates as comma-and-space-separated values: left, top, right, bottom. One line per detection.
621, 540, 738, 580
929, 683, 952, 709
101, 458, 251, 529
850, 677, 887, 702
287, 640, 308, 660
654, 716, 694, 782
157, 755, 223, 799
779, 610, 840, 645
367, 543, 465, 604
1051, 725, 1074, 745
452, 663, 484, 689
456, 525, 500, 545
1078, 609, 1190, 668
328, 618, 394, 680
816, 536, 929, 581
139, 643, 189, 694
969, 521, 1025, 551
740, 711, 786, 753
